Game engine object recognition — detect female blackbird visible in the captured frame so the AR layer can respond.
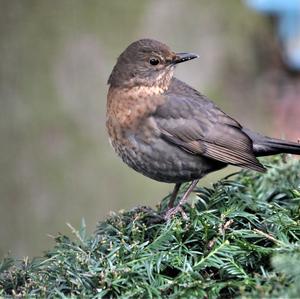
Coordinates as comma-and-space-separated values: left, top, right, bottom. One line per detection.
106, 39, 300, 219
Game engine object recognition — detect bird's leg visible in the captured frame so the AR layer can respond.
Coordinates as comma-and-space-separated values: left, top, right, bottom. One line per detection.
168, 183, 182, 209
164, 179, 199, 220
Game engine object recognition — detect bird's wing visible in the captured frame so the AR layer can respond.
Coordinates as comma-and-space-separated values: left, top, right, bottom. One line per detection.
153, 81, 266, 172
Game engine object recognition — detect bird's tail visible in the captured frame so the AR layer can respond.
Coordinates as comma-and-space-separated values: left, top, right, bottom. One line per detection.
243, 128, 300, 157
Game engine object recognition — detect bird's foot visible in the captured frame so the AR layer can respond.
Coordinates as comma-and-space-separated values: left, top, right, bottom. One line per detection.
164, 205, 189, 221
163, 179, 199, 221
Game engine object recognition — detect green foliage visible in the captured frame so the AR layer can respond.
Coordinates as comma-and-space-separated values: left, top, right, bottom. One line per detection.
1, 156, 300, 298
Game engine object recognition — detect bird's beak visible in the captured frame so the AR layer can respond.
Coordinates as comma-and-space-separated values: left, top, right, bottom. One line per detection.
173, 52, 199, 64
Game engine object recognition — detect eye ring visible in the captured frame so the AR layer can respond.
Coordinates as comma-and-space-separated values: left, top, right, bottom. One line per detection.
149, 57, 160, 66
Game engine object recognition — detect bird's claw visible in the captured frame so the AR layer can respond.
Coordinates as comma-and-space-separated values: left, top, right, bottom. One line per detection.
164, 206, 189, 221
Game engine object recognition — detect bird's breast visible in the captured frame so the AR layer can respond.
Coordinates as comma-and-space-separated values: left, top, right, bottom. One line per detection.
106, 85, 165, 138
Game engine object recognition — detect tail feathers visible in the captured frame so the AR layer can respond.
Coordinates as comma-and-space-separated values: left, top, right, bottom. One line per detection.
254, 138, 300, 156
243, 128, 300, 157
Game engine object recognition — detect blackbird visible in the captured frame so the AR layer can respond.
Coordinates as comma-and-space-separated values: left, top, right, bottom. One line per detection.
106, 39, 300, 219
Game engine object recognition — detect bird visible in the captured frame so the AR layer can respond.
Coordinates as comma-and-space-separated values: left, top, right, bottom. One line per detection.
106, 38, 300, 220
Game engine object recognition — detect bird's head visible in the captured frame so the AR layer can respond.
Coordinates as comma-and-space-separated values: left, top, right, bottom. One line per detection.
108, 39, 198, 89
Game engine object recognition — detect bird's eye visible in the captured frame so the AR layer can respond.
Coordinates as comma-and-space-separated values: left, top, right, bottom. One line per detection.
149, 57, 160, 65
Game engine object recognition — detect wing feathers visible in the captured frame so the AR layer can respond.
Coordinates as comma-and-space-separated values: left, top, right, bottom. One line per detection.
154, 79, 266, 173
203, 142, 266, 172
161, 129, 266, 172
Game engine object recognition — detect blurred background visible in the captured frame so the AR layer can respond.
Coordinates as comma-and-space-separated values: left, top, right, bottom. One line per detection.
1, 0, 299, 258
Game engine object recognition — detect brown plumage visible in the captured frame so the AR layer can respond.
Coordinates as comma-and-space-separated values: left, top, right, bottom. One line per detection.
106, 39, 300, 219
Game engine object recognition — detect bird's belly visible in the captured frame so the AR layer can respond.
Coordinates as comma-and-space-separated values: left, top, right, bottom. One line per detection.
111, 134, 224, 183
